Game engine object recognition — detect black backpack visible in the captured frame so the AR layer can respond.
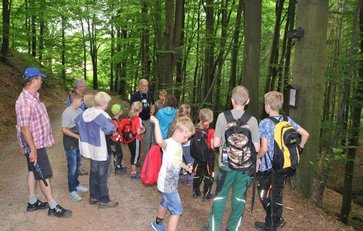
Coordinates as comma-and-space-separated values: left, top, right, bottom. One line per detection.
222, 110, 256, 175
190, 128, 213, 163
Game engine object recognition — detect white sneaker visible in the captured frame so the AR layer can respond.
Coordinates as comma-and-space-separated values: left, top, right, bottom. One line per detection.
76, 185, 89, 193
69, 191, 81, 202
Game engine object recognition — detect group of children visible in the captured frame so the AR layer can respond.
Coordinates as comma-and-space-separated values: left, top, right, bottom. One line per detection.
61, 81, 309, 231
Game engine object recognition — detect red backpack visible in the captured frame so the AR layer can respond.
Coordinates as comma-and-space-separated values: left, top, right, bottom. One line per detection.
120, 118, 136, 144
141, 144, 162, 185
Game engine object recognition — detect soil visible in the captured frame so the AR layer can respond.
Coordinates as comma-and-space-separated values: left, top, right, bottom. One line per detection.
0, 58, 360, 231
0, 101, 356, 231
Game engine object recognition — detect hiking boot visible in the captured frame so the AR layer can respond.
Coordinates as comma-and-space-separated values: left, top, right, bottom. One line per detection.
130, 172, 140, 179
203, 193, 214, 201
151, 220, 165, 231
26, 200, 49, 212
276, 217, 286, 227
89, 198, 98, 205
97, 201, 118, 208
115, 166, 127, 175
76, 185, 89, 193
48, 204, 72, 218
254, 221, 276, 231
69, 191, 81, 202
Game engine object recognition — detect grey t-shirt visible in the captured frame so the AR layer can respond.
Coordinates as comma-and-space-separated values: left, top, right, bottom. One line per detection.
215, 109, 259, 166
61, 106, 83, 150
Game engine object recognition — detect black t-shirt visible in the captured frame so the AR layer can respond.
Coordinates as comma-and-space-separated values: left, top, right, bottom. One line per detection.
130, 91, 154, 120
63, 126, 79, 150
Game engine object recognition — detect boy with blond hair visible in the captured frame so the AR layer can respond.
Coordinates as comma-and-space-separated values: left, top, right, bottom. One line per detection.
150, 115, 195, 231
206, 86, 260, 231
255, 91, 309, 231
75, 92, 118, 208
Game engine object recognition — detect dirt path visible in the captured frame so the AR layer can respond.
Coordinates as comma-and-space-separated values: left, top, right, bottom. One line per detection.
0, 105, 352, 231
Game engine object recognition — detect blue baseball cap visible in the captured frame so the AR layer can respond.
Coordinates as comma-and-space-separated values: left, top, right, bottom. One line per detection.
23, 67, 47, 79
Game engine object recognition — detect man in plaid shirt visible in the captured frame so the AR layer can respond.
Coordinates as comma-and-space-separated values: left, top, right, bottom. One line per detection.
16, 67, 72, 218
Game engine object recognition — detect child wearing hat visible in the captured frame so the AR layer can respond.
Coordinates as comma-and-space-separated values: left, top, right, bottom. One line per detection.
110, 104, 127, 174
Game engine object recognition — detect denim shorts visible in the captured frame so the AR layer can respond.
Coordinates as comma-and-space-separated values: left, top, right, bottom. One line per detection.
160, 192, 184, 216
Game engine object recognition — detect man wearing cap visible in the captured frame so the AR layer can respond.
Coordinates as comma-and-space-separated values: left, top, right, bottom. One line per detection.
16, 67, 72, 217
130, 79, 155, 155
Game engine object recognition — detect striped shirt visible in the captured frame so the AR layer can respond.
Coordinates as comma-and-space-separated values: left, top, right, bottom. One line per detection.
16, 89, 54, 152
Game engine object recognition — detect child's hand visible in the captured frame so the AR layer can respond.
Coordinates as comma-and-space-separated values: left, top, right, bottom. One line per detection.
150, 115, 158, 124
187, 164, 193, 174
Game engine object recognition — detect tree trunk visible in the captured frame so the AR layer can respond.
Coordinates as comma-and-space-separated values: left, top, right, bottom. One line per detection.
80, 18, 87, 80
38, 0, 45, 62
265, 0, 284, 93
161, 0, 175, 90
215, 0, 231, 113
31, 0, 36, 57
226, 0, 243, 107
110, 17, 115, 92
290, 0, 329, 200
141, 2, 150, 80
339, 0, 363, 223
174, 0, 185, 100
1, 0, 10, 56
87, 15, 98, 89
152, 0, 163, 89
242, 0, 261, 119
61, 16, 66, 81
203, 0, 215, 105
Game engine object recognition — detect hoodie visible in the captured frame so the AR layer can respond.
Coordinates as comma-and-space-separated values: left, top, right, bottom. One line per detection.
75, 107, 115, 161
156, 107, 177, 139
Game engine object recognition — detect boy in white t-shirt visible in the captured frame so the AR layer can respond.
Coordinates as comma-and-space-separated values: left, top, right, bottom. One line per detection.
150, 115, 195, 231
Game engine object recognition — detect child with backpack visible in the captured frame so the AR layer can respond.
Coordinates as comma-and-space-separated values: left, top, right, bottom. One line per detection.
205, 86, 260, 231
126, 101, 145, 179
190, 108, 215, 201
150, 115, 195, 231
110, 104, 127, 175
254, 91, 309, 231
170, 104, 194, 185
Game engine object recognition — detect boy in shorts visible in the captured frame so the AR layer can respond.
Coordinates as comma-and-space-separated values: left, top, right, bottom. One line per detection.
150, 115, 195, 231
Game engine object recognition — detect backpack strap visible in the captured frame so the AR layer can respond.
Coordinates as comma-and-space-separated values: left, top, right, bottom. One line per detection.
269, 115, 288, 124
224, 110, 252, 125
224, 110, 235, 123
237, 111, 252, 125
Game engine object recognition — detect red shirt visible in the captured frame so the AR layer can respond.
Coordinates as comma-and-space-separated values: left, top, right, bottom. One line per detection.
204, 124, 215, 149
131, 116, 144, 141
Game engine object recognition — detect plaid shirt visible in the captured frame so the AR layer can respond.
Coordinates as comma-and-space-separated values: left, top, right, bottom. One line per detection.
16, 89, 54, 152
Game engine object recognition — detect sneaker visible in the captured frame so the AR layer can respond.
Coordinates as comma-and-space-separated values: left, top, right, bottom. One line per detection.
48, 204, 72, 218
254, 221, 276, 231
76, 185, 89, 193
203, 193, 214, 201
89, 198, 98, 204
27, 200, 49, 212
255, 218, 286, 230
130, 172, 140, 179
115, 167, 127, 175
97, 201, 119, 208
69, 191, 82, 202
151, 220, 165, 231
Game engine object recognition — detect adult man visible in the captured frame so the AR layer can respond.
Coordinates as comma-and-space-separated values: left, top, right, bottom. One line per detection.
130, 79, 155, 154
16, 67, 72, 217
206, 86, 260, 231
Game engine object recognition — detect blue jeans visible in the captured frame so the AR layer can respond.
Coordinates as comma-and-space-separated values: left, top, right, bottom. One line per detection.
90, 156, 111, 203
65, 147, 81, 192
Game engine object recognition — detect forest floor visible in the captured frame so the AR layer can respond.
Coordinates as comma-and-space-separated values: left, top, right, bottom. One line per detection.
0, 56, 361, 231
